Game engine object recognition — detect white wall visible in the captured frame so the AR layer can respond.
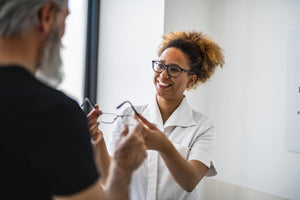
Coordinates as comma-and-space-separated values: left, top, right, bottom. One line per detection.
97, 0, 165, 145
165, 0, 300, 199
209, 1, 300, 200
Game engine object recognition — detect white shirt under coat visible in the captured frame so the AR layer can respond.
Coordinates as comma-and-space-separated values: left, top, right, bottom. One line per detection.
109, 96, 217, 200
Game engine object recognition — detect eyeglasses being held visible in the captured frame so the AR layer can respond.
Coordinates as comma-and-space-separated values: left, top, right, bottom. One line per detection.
81, 97, 139, 125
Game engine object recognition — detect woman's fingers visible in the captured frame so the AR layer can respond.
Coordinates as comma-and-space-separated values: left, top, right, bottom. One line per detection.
134, 113, 156, 129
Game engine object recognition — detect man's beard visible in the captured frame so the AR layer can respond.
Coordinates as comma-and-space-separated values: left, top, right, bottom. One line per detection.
35, 21, 64, 88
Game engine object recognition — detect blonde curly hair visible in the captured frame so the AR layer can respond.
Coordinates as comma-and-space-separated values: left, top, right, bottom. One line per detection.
158, 31, 225, 89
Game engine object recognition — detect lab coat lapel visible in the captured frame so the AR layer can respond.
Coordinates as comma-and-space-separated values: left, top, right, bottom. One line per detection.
164, 97, 196, 128
141, 97, 164, 129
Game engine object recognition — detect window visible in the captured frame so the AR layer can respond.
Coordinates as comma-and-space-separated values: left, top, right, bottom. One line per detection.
59, 0, 100, 114
59, 0, 88, 103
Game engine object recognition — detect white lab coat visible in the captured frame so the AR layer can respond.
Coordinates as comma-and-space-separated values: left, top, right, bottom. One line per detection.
109, 96, 217, 200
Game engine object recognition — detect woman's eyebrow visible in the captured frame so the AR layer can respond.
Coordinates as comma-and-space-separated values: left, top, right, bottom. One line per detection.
158, 60, 180, 66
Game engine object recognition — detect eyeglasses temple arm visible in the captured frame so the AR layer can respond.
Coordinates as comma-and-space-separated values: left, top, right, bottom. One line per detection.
116, 100, 139, 116
81, 97, 96, 109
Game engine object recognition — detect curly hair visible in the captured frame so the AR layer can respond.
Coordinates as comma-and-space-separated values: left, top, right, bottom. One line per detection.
158, 31, 225, 89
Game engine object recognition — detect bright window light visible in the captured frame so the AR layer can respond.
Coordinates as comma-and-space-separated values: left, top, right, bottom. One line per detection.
59, 0, 87, 104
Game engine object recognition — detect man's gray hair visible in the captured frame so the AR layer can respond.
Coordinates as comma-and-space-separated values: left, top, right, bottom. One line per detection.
0, 0, 67, 37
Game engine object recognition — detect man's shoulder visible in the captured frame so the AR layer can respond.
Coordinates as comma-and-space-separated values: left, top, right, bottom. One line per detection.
0, 66, 80, 112
0, 65, 73, 102
24, 77, 79, 111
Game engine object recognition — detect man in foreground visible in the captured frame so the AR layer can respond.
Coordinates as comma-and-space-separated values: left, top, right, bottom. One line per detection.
0, 0, 146, 199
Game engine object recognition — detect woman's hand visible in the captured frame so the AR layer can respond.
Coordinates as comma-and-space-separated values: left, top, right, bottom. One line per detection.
135, 114, 169, 152
87, 104, 103, 145
135, 114, 208, 192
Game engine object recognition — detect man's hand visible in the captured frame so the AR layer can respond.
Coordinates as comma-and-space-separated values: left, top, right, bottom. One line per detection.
105, 117, 147, 200
87, 104, 103, 144
113, 120, 147, 174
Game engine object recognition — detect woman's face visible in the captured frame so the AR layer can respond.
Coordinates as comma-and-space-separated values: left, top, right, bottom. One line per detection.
153, 47, 196, 102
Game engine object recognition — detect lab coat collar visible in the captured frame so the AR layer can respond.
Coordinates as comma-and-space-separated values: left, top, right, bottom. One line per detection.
142, 96, 197, 129
142, 96, 164, 127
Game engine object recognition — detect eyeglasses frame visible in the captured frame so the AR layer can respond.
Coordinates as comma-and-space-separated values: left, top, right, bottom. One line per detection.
99, 112, 133, 124
152, 60, 196, 78
81, 97, 139, 124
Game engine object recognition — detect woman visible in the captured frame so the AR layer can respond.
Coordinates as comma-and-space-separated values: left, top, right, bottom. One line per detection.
89, 31, 224, 200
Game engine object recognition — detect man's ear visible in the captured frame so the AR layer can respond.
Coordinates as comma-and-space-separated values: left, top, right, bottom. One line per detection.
38, 2, 56, 34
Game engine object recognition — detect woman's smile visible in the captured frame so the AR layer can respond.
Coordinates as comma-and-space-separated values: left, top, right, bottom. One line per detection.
156, 79, 172, 89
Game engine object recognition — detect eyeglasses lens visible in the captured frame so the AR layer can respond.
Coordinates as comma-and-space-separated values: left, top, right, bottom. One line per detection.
153, 61, 181, 78
168, 66, 181, 77
100, 113, 117, 124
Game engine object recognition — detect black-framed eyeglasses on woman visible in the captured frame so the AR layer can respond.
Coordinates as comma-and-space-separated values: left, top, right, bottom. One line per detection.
152, 60, 195, 78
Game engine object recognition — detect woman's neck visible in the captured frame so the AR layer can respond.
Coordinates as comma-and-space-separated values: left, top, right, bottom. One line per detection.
156, 95, 184, 124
